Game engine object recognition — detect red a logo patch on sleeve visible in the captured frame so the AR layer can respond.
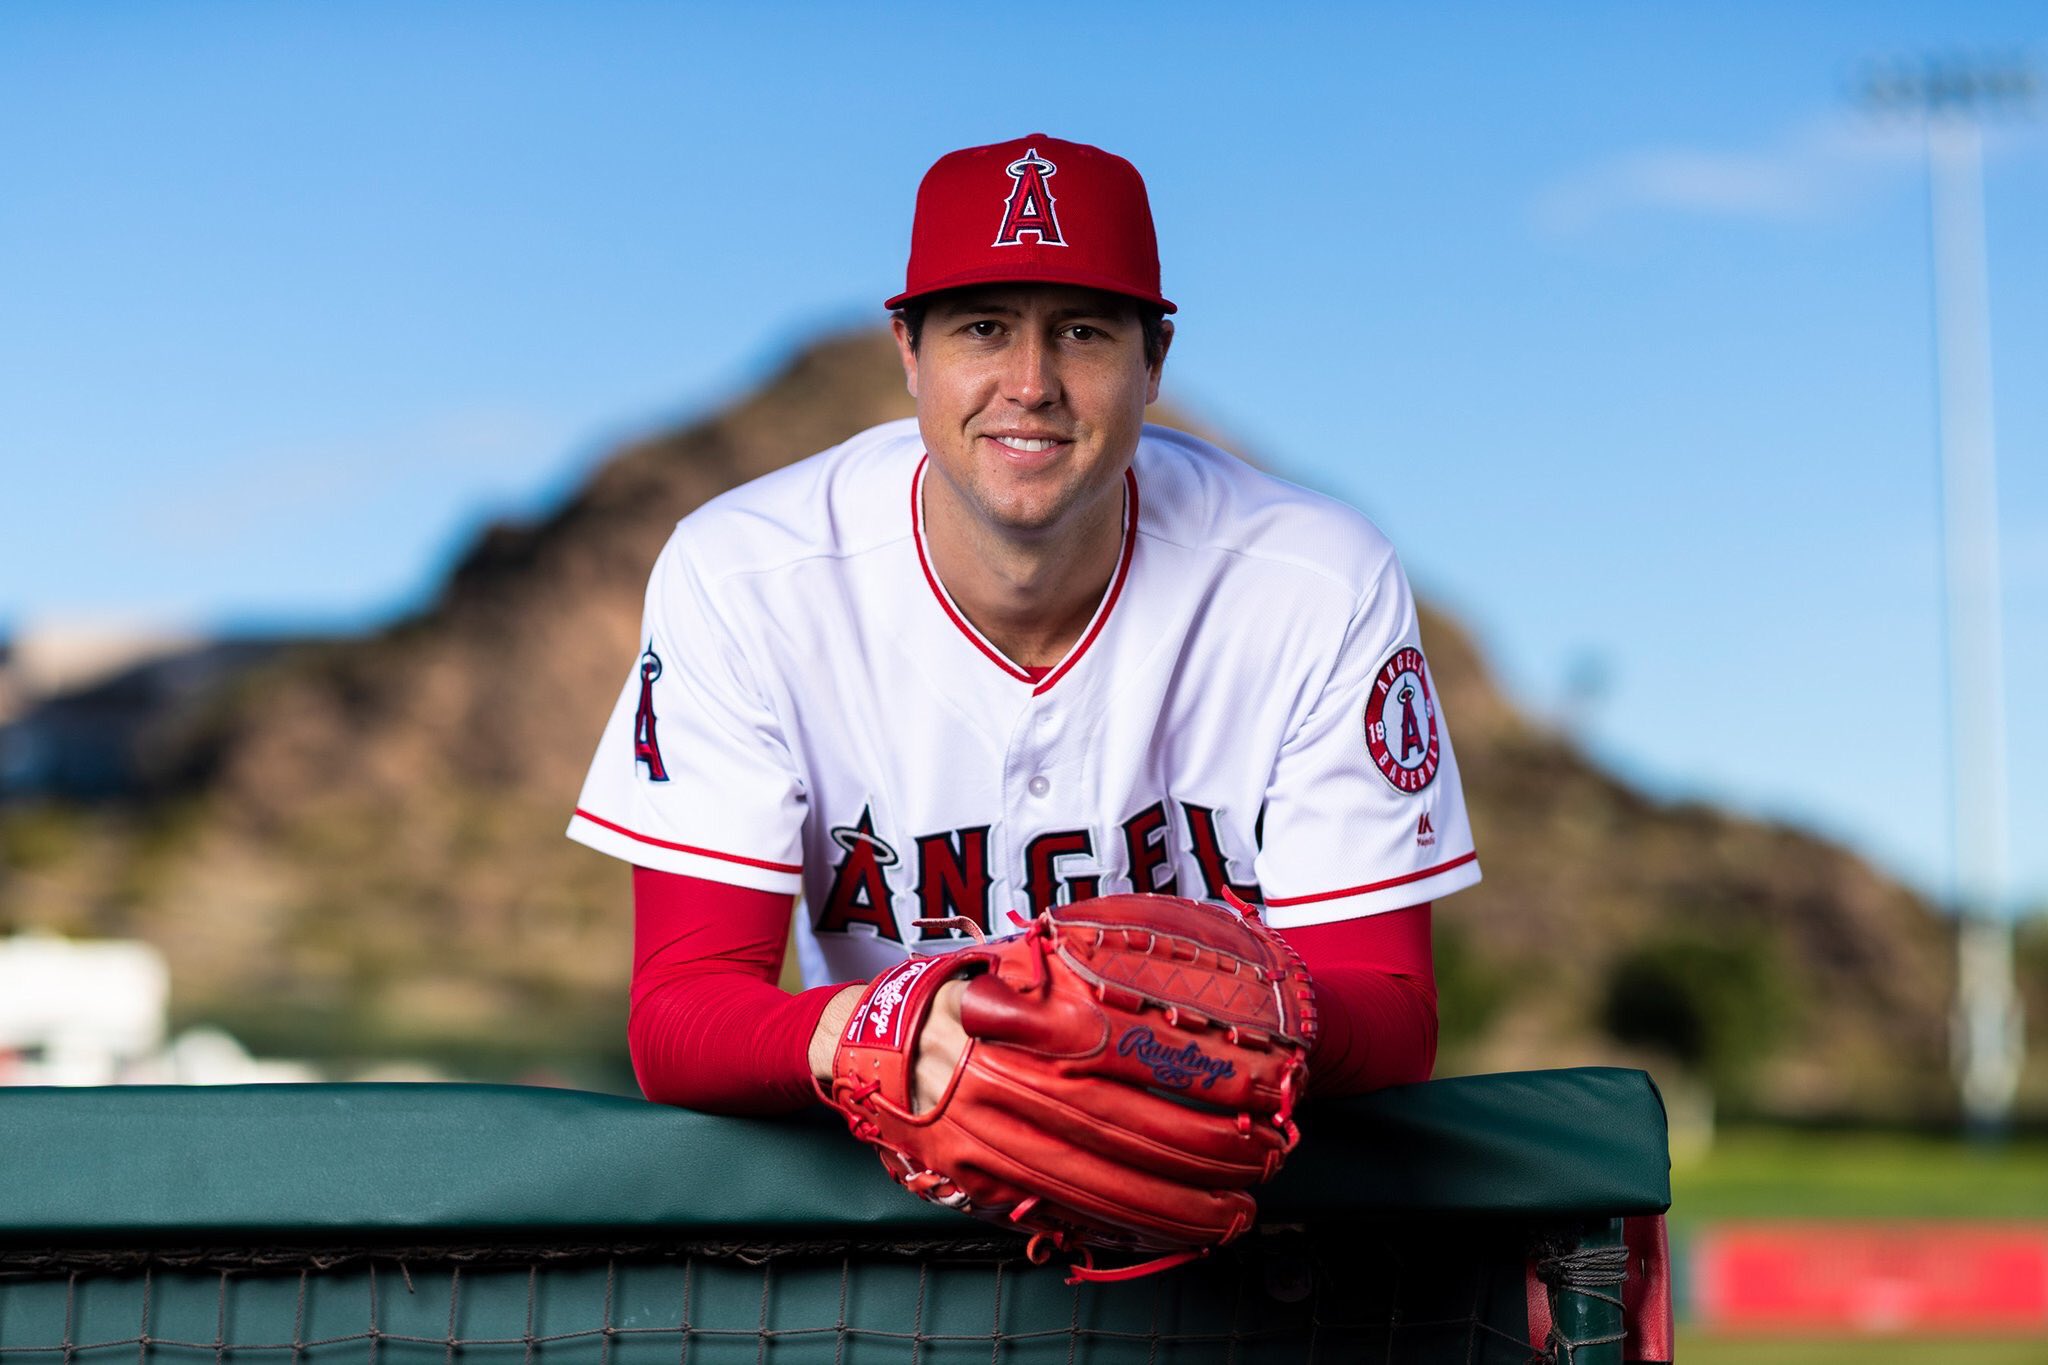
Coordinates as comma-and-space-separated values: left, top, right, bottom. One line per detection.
633, 645, 670, 782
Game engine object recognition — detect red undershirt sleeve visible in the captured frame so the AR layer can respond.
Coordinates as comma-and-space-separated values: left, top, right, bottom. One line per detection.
629, 865, 850, 1114
1278, 903, 1438, 1097
630, 866, 1432, 1110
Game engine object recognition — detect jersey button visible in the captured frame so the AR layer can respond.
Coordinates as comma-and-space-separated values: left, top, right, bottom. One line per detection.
1027, 774, 1051, 798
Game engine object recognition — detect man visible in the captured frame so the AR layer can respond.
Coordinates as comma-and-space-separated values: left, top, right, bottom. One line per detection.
568, 134, 1480, 1115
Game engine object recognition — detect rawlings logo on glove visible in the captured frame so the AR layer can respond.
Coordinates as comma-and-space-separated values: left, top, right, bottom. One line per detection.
846, 958, 934, 1048
1117, 1027, 1236, 1090
820, 890, 1319, 1283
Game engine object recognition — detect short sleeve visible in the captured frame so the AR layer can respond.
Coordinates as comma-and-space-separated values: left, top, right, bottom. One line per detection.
1253, 550, 1481, 928
566, 535, 806, 893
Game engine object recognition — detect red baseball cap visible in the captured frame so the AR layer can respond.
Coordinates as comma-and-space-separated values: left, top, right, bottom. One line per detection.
886, 133, 1175, 313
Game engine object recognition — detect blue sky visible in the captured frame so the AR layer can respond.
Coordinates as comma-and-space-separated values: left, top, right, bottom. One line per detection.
3, 2, 2043, 911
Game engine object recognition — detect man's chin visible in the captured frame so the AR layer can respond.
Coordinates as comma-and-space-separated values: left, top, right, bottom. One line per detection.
962, 479, 1074, 537
980, 506, 1068, 539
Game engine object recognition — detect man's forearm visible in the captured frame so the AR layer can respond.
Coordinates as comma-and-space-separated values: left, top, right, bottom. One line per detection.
1298, 964, 1438, 1094
630, 866, 846, 1114
631, 970, 844, 1114
1278, 902, 1439, 1097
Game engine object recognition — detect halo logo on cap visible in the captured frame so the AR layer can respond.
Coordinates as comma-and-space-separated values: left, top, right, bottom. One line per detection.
994, 147, 1065, 248
885, 134, 1174, 313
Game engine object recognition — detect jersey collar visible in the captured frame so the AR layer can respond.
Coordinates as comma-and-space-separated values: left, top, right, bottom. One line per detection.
910, 456, 1140, 697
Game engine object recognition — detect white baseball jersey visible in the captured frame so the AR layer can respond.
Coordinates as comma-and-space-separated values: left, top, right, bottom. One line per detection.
568, 418, 1480, 989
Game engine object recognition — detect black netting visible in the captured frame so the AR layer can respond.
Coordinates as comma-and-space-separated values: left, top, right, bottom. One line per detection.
0, 1229, 1606, 1365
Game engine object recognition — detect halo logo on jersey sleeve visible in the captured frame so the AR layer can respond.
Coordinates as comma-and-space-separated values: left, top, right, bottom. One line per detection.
1363, 645, 1441, 794
994, 147, 1065, 247
632, 644, 669, 782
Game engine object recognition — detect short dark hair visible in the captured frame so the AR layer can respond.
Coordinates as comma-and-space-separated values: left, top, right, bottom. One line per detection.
893, 289, 1171, 370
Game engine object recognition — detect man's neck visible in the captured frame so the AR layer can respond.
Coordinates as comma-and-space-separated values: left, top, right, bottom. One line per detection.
923, 480, 1126, 671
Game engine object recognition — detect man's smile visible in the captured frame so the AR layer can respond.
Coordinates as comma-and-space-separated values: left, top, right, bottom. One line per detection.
980, 432, 1076, 464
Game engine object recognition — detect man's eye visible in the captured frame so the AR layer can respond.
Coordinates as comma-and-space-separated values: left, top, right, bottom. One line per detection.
966, 320, 1003, 338
1066, 325, 1103, 342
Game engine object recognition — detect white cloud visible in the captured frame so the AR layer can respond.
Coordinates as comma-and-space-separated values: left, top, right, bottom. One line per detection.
1529, 114, 1988, 235
131, 406, 574, 555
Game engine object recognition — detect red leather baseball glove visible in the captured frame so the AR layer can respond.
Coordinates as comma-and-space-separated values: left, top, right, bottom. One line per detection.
821, 891, 1318, 1281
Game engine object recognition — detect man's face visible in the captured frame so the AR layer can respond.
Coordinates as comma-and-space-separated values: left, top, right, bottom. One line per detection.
895, 285, 1169, 544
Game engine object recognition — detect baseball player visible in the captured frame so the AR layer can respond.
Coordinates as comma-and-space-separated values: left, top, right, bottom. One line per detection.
569, 134, 1480, 1117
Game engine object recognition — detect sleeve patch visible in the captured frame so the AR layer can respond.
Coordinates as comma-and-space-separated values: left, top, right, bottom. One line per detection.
1363, 645, 1440, 794
632, 643, 670, 781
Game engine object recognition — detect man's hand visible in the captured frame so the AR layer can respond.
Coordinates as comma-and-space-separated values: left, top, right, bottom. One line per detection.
809, 984, 866, 1082
909, 980, 968, 1112
809, 978, 968, 1113
817, 893, 1317, 1282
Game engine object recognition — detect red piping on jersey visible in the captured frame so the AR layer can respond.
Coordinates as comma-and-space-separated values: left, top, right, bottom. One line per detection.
910, 456, 1139, 697
572, 807, 803, 874
1262, 851, 1479, 908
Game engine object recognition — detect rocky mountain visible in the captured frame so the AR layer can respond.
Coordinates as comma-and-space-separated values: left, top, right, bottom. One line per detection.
0, 330, 2016, 1115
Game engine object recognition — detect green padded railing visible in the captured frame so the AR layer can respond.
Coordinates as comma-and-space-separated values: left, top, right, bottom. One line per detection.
0, 1067, 1667, 1242
0, 1068, 1670, 1364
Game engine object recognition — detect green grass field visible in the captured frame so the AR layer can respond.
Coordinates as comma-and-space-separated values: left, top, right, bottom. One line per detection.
1672, 1123, 2048, 1229
1666, 1125, 2048, 1362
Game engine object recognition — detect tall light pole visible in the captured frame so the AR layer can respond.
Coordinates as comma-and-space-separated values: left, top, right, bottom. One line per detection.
1862, 55, 2035, 1132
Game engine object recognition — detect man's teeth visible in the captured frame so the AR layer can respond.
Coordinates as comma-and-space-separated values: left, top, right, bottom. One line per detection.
1000, 437, 1059, 452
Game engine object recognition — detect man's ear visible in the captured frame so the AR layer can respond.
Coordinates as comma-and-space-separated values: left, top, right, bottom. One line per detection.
1146, 319, 1174, 405
891, 316, 920, 399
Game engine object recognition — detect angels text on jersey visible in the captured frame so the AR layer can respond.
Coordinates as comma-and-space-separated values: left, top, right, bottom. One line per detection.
812, 795, 1265, 944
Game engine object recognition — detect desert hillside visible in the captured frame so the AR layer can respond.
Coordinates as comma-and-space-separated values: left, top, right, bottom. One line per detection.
0, 331, 1995, 1116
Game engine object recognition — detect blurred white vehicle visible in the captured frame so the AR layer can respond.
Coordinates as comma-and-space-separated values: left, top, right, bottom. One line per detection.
0, 933, 318, 1085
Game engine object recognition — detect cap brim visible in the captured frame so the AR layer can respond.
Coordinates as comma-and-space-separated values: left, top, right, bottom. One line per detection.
885, 264, 1175, 314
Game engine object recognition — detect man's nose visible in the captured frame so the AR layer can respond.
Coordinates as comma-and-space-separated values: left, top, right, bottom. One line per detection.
999, 333, 1059, 408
